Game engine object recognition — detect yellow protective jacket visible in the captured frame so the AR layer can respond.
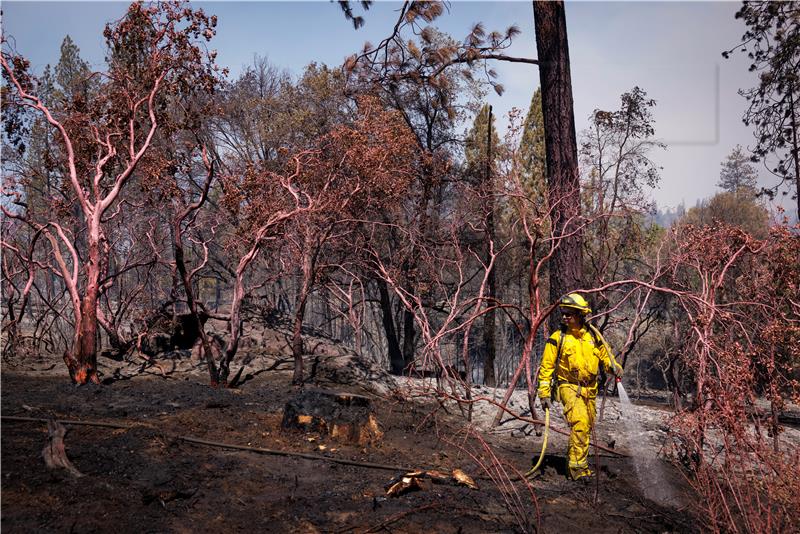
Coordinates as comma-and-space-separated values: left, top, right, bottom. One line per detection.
537, 325, 621, 400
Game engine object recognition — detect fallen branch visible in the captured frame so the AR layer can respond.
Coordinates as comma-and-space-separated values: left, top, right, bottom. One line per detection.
5, 415, 134, 430
4, 415, 415, 472
360, 502, 440, 534
180, 435, 413, 472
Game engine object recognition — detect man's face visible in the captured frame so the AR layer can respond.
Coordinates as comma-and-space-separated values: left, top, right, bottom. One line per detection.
561, 308, 582, 329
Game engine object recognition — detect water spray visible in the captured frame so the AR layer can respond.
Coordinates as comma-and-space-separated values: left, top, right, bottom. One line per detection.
615, 377, 679, 506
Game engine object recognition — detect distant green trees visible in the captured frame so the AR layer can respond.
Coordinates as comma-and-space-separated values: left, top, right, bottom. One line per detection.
681, 145, 770, 238
519, 88, 547, 204
683, 192, 769, 238
718, 144, 759, 194
464, 104, 500, 385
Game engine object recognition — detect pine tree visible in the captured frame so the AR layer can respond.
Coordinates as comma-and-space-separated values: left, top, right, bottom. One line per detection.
465, 104, 500, 181
23, 66, 57, 218
54, 36, 92, 108
718, 144, 758, 194
519, 87, 547, 203
533, 1, 583, 331
465, 104, 500, 385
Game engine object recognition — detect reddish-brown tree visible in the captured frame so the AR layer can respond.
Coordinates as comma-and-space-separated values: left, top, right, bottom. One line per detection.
1, 2, 220, 383
283, 96, 419, 384
343, 0, 536, 376
209, 96, 418, 386
660, 223, 800, 531
213, 156, 313, 386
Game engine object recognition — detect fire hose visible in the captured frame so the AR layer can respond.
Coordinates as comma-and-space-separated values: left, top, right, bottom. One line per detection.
524, 405, 549, 477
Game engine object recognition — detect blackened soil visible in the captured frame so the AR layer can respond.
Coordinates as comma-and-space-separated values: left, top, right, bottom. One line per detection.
2, 369, 697, 533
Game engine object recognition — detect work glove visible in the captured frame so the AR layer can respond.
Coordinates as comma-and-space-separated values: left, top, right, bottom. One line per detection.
610, 362, 624, 380
540, 397, 552, 411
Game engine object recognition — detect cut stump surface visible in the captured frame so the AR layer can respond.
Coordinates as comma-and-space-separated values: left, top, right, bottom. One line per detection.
281, 388, 383, 445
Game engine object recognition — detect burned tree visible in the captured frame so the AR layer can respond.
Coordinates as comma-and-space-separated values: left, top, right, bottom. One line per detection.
341, 2, 537, 379
283, 97, 418, 384
1, 2, 221, 383
533, 0, 583, 330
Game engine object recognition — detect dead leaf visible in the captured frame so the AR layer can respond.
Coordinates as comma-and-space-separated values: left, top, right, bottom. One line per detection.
385, 476, 424, 497
452, 469, 478, 489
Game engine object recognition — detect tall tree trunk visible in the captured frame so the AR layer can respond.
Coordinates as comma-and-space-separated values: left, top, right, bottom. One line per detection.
482, 264, 497, 386
399, 172, 434, 371
378, 278, 405, 375
483, 106, 497, 387
67, 235, 101, 384
533, 0, 583, 332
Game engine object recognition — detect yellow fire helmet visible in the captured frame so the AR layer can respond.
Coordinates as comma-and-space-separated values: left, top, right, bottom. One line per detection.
559, 293, 591, 315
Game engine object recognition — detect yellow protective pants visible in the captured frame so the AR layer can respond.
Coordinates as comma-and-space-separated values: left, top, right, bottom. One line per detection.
558, 383, 596, 480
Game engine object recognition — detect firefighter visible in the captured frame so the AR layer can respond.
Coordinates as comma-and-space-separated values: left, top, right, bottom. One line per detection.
537, 293, 623, 481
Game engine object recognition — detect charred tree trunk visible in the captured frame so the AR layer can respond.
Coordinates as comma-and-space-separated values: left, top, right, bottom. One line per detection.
401, 286, 416, 370
220, 239, 262, 387
173, 217, 218, 385
2, 231, 39, 358
378, 278, 405, 375
282, 389, 383, 445
292, 241, 318, 386
67, 234, 101, 384
97, 313, 131, 356
291, 294, 309, 386
397, 256, 417, 372
3, 298, 18, 357
533, 0, 583, 331
3, 280, 22, 358
482, 233, 497, 386
399, 173, 434, 371
483, 105, 497, 387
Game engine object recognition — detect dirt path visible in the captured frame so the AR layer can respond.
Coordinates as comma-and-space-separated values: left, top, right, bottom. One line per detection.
2, 361, 697, 533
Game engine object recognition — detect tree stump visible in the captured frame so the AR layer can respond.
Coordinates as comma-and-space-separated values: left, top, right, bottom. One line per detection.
42, 420, 83, 477
281, 389, 383, 446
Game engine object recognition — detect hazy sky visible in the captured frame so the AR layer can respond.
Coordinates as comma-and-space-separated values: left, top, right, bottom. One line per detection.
3, 1, 789, 213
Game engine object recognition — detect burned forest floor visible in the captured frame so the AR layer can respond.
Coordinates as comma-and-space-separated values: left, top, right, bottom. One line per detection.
5, 336, 795, 533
